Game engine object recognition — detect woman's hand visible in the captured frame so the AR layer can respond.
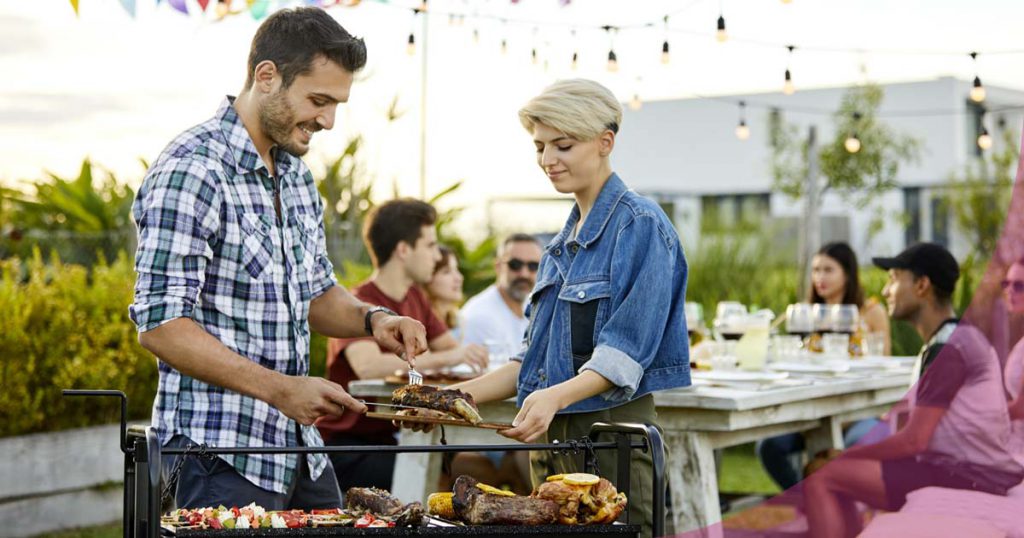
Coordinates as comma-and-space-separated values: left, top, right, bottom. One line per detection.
500, 386, 565, 443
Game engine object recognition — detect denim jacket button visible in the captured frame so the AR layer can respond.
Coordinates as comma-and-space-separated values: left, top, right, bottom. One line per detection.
572, 244, 579, 253
577, 291, 586, 299
554, 248, 562, 256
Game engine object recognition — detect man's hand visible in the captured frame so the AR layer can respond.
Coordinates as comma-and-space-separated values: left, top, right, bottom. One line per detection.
271, 376, 367, 426
371, 314, 428, 366
500, 386, 565, 443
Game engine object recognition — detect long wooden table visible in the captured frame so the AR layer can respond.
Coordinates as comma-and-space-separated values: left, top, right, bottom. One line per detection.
349, 365, 912, 537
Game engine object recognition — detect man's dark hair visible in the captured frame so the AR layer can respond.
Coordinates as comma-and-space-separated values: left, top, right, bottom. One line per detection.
363, 199, 437, 268
244, 7, 367, 90
500, 233, 542, 256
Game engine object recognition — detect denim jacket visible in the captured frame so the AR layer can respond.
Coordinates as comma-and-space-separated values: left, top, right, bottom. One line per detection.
512, 173, 691, 413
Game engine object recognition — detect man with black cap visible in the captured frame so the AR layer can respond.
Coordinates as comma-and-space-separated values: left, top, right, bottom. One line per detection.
804, 242, 1024, 538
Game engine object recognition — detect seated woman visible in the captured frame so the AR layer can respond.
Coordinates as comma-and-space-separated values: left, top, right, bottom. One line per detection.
425, 246, 464, 336
758, 242, 891, 490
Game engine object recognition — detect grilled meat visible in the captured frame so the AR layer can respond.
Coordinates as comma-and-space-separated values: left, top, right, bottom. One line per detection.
452, 475, 558, 525
392, 385, 482, 425
344, 487, 424, 526
396, 408, 453, 419
531, 476, 627, 525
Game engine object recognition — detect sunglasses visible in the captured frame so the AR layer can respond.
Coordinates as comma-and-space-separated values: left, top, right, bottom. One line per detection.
506, 258, 540, 272
1002, 279, 1024, 293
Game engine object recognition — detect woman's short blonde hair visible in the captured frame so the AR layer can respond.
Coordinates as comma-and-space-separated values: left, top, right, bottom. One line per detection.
518, 79, 623, 141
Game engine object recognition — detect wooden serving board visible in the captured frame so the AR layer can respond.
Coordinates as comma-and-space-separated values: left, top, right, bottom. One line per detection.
365, 411, 513, 431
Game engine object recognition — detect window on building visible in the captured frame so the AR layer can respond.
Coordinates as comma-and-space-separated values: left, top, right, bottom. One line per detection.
904, 187, 921, 246
700, 193, 770, 233
966, 100, 986, 158
930, 195, 950, 247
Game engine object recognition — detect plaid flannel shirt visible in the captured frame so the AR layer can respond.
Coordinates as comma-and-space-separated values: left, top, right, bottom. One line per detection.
130, 97, 338, 494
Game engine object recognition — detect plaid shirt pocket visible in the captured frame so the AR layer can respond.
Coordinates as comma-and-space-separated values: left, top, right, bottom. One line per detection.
241, 213, 274, 279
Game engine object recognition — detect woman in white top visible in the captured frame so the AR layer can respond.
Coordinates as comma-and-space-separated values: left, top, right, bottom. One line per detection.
1003, 258, 1024, 461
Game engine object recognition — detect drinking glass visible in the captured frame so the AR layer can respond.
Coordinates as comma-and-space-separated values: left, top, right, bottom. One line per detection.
785, 304, 814, 337
812, 303, 832, 333
831, 304, 860, 334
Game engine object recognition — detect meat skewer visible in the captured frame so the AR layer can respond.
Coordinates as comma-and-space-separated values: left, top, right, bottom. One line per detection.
392, 385, 483, 425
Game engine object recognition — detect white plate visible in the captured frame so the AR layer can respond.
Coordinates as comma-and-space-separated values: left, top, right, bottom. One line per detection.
769, 361, 850, 374
692, 370, 790, 382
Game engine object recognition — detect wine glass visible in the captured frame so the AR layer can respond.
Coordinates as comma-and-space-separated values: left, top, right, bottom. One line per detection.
831, 304, 860, 335
714, 301, 747, 340
812, 303, 832, 333
785, 304, 813, 338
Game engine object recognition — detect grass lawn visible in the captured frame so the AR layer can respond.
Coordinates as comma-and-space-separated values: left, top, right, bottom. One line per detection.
719, 442, 781, 496
41, 445, 777, 538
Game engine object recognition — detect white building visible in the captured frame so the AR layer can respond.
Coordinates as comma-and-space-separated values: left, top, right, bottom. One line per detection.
614, 77, 1024, 261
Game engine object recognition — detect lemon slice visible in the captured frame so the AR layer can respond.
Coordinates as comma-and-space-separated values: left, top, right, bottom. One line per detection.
562, 473, 600, 486
545, 474, 567, 482
476, 483, 516, 497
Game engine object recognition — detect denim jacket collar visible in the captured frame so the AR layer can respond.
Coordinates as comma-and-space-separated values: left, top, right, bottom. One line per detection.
546, 172, 629, 253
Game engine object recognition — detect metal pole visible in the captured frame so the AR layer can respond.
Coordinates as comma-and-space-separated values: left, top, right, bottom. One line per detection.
801, 125, 820, 299
418, 7, 429, 200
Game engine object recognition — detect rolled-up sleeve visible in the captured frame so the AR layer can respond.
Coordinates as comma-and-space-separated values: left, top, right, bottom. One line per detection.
579, 215, 677, 402
129, 158, 221, 332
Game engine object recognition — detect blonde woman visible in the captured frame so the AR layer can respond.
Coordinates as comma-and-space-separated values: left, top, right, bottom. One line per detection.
430, 79, 691, 538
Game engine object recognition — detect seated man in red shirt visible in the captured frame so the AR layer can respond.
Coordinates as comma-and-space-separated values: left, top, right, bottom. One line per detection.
317, 199, 488, 492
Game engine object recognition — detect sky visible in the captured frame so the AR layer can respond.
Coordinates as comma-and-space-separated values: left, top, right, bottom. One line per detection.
2, 0, 1023, 237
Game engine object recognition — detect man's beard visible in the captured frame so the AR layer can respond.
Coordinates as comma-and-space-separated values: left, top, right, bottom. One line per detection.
504, 278, 533, 303
259, 90, 316, 157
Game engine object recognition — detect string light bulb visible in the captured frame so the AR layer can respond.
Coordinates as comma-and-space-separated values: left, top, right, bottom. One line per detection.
845, 112, 862, 154
501, 38, 508, 55
607, 49, 618, 72
782, 45, 796, 95
735, 101, 750, 140
978, 127, 993, 150
406, 32, 415, 56
472, 27, 479, 44
661, 15, 671, 64
629, 93, 642, 111
571, 51, 579, 70
969, 52, 986, 103
716, 15, 728, 43
532, 48, 538, 65
971, 76, 986, 103
417, 0, 427, 12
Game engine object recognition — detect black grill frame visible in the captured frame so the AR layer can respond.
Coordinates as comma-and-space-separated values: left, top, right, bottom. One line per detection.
63, 390, 664, 538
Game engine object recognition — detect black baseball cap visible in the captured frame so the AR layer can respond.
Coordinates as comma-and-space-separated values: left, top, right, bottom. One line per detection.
872, 242, 960, 294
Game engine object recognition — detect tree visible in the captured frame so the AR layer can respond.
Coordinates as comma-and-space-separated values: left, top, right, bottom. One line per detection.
1, 158, 136, 265
770, 84, 922, 207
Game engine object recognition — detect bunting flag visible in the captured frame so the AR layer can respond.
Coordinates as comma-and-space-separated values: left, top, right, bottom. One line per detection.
197, 0, 211, 11
249, 0, 271, 19
69, 0, 80, 16
168, 0, 188, 13
119, 0, 137, 17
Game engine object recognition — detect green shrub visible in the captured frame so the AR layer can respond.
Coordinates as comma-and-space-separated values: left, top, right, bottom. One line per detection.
0, 250, 156, 437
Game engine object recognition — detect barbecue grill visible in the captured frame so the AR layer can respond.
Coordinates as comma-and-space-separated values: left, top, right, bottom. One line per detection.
64, 390, 664, 538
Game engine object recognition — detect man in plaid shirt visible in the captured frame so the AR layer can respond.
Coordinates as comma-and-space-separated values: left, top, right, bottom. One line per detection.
129, 8, 427, 510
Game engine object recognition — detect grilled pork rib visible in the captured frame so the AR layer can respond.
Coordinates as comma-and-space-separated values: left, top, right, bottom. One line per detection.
452, 475, 558, 525
392, 385, 482, 425
344, 487, 424, 526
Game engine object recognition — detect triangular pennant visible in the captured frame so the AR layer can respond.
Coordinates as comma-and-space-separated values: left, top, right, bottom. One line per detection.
69, 0, 80, 16
168, 0, 188, 14
197, 0, 211, 11
249, 0, 270, 19
118, 0, 137, 17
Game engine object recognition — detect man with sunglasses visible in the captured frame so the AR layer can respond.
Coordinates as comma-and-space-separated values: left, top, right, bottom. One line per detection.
461, 233, 544, 353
